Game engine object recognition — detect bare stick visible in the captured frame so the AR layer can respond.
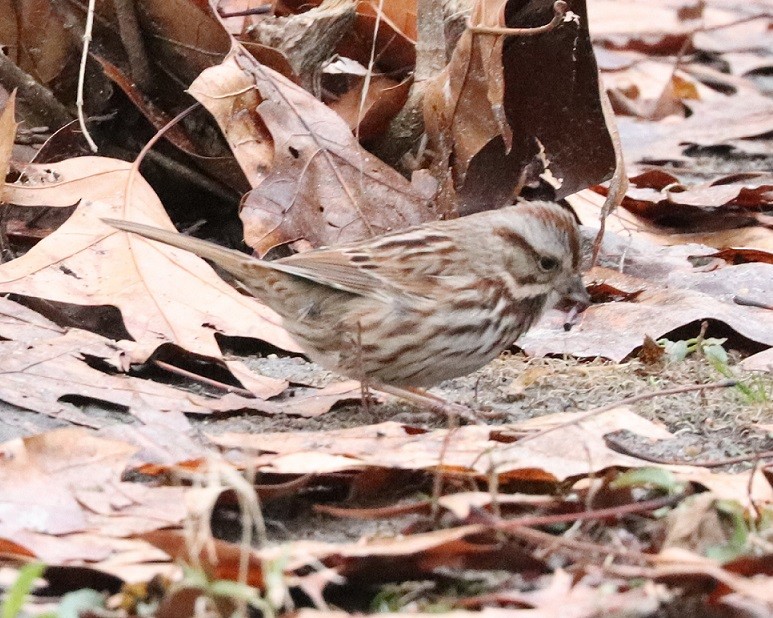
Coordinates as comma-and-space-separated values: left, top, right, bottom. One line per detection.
590, 74, 628, 266
496, 492, 684, 532
605, 437, 773, 469
77, 0, 99, 152
369, 0, 447, 166
219, 6, 272, 18
112, 0, 153, 92
153, 360, 255, 398
0, 54, 73, 129
123, 102, 199, 213
468, 0, 567, 37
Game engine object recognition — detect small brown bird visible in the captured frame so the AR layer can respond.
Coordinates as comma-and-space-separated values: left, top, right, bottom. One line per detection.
103, 201, 588, 390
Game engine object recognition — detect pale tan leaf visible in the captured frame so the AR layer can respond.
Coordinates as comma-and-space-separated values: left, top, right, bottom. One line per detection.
0, 90, 16, 203
0, 327, 285, 425
189, 51, 437, 255
210, 408, 673, 481
0, 156, 300, 359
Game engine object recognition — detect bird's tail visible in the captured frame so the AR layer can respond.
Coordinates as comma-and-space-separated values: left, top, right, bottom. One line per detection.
101, 218, 272, 284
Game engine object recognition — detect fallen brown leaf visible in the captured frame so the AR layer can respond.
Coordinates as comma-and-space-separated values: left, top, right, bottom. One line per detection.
190, 50, 437, 255
0, 157, 300, 359
521, 283, 773, 362
210, 408, 674, 482
424, 0, 615, 213
617, 92, 773, 164
0, 328, 288, 426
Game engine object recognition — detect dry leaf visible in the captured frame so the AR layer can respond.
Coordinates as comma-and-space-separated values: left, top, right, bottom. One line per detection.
189, 50, 437, 255
0, 429, 138, 534
210, 408, 675, 482
424, 0, 615, 213
521, 280, 773, 361
0, 328, 287, 426
617, 92, 773, 164
0, 91, 16, 201
0, 157, 300, 359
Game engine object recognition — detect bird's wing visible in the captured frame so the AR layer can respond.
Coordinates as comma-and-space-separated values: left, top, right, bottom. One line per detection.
277, 248, 425, 301
102, 218, 432, 301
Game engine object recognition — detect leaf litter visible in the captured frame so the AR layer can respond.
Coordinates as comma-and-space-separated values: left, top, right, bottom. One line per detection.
0, 0, 772, 615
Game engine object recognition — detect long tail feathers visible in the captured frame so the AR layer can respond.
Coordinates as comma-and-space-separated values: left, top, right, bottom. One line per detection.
101, 218, 270, 283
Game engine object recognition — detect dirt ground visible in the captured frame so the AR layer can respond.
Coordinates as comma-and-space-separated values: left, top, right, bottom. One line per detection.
198, 349, 772, 550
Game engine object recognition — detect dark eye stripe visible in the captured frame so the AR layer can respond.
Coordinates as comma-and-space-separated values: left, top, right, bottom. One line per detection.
493, 227, 541, 262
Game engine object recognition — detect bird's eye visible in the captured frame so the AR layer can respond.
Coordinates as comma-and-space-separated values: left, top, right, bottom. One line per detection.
538, 256, 559, 272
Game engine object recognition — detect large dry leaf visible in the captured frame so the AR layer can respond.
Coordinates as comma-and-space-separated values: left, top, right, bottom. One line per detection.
0, 428, 200, 582
0, 295, 64, 341
617, 92, 773, 164
0, 429, 135, 535
423, 0, 615, 213
604, 60, 726, 120
0, 428, 190, 539
0, 327, 286, 427
0, 156, 300, 359
0, 299, 355, 423
189, 50, 437, 255
624, 170, 773, 210
134, 0, 232, 83
692, 15, 772, 54
213, 411, 773, 506
570, 189, 773, 251
147, 524, 538, 587
523, 282, 773, 360
211, 409, 673, 481
326, 74, 413, 141
583, 170, 773, 251
0, 0, 72, 84
587, 1, 737, 53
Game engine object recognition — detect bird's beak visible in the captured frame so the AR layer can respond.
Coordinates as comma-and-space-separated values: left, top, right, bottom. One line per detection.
561, 274, 591, 309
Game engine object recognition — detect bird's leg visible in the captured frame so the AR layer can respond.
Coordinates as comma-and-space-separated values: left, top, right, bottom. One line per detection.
354, 321, 373, 415
372, 383, 484, 425
360, 378, 373, 415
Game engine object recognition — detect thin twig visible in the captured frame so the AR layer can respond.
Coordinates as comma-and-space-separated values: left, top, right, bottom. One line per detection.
153, 359, 255, 398
694, 320, 709, 357
693, 12, 771, 35
605, 438, 773, 469
77, 0, 99, 152
112, 0, 153, 92
502, 520, 655, 563
590, 76, 628, 266
747, 456, 761, 522
356, 0, 385, 145
431, 413, 461, 526
468, 0, 567, 37
509, 380, 737, 450
0, 54, 73, 129
495, 492, 684, 532
124, 102, 199, 212
219, 6, 272, 18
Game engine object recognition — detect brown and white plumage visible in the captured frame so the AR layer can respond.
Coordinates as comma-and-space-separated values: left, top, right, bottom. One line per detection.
103, 201, 588, 387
